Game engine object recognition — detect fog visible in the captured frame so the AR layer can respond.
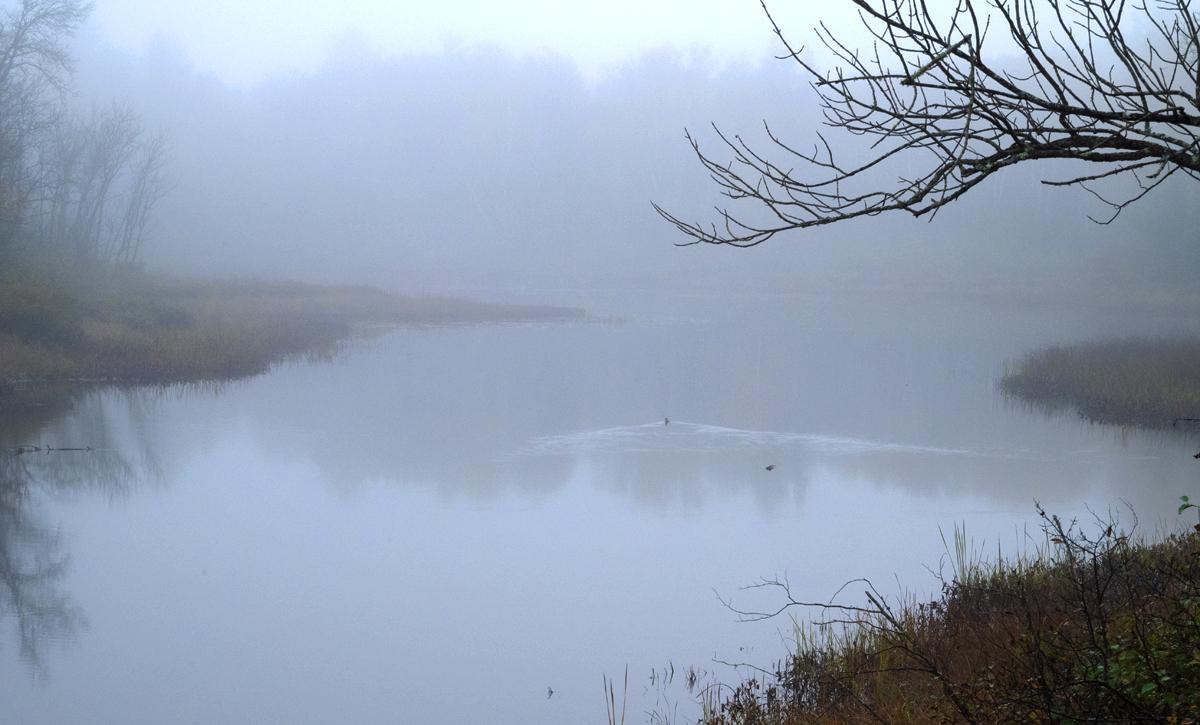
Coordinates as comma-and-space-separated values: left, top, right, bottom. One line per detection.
4, 3, 1200, 723
69, 31, 1200, 301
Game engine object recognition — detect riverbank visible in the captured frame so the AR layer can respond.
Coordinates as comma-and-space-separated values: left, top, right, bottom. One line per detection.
0, 271, 582, 392
1000, 338, 1200, 428
694, 338, 1200, 722
703, 509, 1200, 723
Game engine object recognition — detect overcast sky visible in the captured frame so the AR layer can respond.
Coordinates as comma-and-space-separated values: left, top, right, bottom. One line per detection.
87, 0, 838, 86
66, 0, 1197, 298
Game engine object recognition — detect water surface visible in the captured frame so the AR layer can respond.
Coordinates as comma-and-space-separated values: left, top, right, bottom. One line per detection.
3, 291, 1197, 723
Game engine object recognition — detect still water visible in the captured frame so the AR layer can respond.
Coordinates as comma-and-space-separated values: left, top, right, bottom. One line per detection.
3, 291, 1198, 723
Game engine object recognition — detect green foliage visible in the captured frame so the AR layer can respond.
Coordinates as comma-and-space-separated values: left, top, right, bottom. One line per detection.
1080, 605, 1200, 715
1181, 495, 1198, 518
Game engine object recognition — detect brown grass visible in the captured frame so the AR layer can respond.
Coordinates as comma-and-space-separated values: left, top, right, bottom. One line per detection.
1001, 338, 1200, 428
704, 510, 1200, 724
0, 333, 78, 381
0, 272, 581, 387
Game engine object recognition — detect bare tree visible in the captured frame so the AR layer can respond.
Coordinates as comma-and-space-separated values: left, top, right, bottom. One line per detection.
66, 105, 140, 260
0, 0, 88, 91
0, 1, 168, 268
656, 0, 1200, 247
111, 129, 168, 266
0, 0, 90, 250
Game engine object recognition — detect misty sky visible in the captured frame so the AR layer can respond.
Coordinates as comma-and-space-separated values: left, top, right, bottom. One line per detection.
89, 0, 827, 86
61, 0, 1199, 299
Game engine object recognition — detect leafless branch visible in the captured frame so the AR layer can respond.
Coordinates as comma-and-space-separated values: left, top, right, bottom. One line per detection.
657, 0, 1200, 246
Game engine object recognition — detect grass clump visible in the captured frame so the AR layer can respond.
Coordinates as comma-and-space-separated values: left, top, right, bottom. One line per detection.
1001, 338, 1200, 428
705, 508, 1200, 724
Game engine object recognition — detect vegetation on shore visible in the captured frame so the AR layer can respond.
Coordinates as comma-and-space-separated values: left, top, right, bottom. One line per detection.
703, 507, 1200, 724
0, 267, 581, 391
1001, 338, 1200, 429
0, 1, 586, 400
698, 341, 1200, 723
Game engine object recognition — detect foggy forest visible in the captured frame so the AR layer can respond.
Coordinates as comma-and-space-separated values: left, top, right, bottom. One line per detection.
2, 0, 1199, 723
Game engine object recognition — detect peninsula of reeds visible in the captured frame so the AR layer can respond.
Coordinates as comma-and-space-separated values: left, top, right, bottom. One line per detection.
0, 266, 581, 393
1000, 338, 1200, 428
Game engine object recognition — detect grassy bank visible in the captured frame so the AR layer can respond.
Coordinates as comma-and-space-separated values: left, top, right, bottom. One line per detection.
0, 270, 581, 388
704, 509, 1200, 724
1000, 338, 1200, 428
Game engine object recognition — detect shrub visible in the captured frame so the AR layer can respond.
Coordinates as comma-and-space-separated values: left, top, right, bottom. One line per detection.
705, 507, 1200, 724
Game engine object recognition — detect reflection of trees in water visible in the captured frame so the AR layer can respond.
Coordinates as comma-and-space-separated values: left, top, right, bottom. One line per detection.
0, 452, 85, 672
568, 425, 1200, 515
0, 384, 152, 673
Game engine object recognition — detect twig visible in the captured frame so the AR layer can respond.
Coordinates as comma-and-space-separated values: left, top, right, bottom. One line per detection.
8, 445, 94, 456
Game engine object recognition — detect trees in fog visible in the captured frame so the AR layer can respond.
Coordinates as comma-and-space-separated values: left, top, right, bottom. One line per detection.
0, 0, 89, 252
0, 0, 165, 266
36, 105, 166, 264
657, 0, 1200, 247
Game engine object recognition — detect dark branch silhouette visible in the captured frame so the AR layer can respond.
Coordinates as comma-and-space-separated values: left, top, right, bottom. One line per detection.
656, 0, 1200, 247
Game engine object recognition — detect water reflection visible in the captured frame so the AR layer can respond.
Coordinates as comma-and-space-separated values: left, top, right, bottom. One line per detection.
28, 318, 1198, 513
0, 301, 1197, 725
0, 450, 85, 671
0, 386, 148, 673
1, 299, 1197, 700
513, 419, 1194, 515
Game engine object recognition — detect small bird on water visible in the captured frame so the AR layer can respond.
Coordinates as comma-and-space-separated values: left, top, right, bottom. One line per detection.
765, 464, 776, 471
546, 686, 554, 699
664, 417, 670, 425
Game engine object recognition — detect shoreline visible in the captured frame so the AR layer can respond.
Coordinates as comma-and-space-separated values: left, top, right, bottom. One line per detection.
0, 274, 583, 396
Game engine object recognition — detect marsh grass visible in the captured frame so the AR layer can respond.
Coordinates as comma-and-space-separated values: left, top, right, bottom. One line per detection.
1001, 338, 1200, 428
704, 509, 1200, 724
0, 270, 581, 388
605, 665, 629, 725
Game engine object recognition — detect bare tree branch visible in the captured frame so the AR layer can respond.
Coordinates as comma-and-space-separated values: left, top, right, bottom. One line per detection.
656, 0, 1200, 247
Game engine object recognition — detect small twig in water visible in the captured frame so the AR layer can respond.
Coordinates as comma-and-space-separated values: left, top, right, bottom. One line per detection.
9, 445, 94, 456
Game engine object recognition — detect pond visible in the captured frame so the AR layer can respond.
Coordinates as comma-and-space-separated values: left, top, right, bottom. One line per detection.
2, 290, 1197, 724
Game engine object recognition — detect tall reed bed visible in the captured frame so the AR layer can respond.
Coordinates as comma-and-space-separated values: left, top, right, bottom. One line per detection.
1001, 338, 1200, 428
